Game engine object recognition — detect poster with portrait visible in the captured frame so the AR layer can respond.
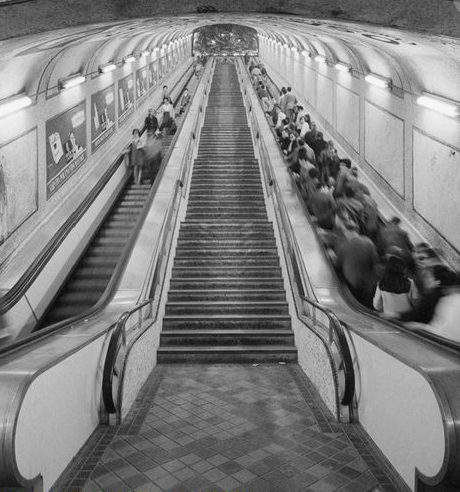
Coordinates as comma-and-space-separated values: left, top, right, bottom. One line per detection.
46, 102, 87, 198
136, 66, 148, 106
91, 84, 115, 152
0, 129, 38, 245
118, 74, 134, 126
148, 62, 158, 90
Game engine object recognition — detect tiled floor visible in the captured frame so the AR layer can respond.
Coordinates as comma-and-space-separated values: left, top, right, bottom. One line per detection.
54, 364, 409, 492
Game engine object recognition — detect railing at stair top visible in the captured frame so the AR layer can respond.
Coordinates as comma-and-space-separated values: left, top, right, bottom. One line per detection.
102, 58, 216, 417
236, 60, 355, 409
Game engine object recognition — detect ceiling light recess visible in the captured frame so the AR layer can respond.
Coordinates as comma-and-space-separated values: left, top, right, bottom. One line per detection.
417, 92, 459, 117
365, 73, 391, 89
0, 93, 32, 118
59, 74, 85, 89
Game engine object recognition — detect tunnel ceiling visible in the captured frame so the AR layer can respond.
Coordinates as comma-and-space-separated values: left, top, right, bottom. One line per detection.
2, 13, 460, 104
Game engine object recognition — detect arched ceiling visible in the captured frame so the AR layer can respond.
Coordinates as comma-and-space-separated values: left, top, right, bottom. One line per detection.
1, 14, 460, 104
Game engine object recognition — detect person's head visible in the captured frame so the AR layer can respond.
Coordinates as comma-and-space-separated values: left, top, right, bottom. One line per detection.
282, 118, 289, 126
183, 87, 188, 93
132, 128, 140, 138
69, 131, 76, 145
390, 216, 402, 227
308, 168, 318, 179
163, 85, 168, 90
340, 158, 352, 169
287, 87, 292, 92
344, 185, 355, 199
289, 132, 296, 142
163, 97, 169, 104
432, 265, 459, 288
327, 140, 335, 150
380, 251, 410, 294
351, 166, 359, 178
298, 139, 305, 147
310, 122, 317, 131
296, 104, 304, 111
316, 131, 323, 140
281, 87, 287, 94
327, 176, 336, 188
147, 108, 153, 115
298, 147, 308, 161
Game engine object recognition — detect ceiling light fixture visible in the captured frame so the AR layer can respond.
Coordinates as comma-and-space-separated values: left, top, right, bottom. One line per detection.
335, 62, 351, 73
417, 92, 459, 117
365, 73, 392, 88
123, 55, 136, 64
0, 93, 32, 118
99, 62, 117, 73
59, 74, 85, 89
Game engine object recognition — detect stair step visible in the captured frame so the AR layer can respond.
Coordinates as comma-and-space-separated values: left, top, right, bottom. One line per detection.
169, 278, 285, 290
165, 302, 289, 316
157, 345, 297, 363
160, 330, 294, 346
167, 290, 287, 302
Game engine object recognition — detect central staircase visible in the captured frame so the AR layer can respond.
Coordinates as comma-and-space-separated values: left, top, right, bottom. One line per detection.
158, 62, 297, 362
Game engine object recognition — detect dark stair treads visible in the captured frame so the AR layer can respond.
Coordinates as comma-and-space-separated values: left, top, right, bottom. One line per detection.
159, 62, 296, 363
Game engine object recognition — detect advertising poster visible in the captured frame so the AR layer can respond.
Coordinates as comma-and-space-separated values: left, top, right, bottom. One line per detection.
148, 62, 158, 90
159, 57, 166, 79
91, 85, 115, 152
46, 102, 87, 198
0, 129, 38, 245
136, 66, 148, 106
118, 74, 134, 126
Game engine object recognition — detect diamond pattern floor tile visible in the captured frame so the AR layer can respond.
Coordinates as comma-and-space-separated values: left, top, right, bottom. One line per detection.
52, 364, 410, 492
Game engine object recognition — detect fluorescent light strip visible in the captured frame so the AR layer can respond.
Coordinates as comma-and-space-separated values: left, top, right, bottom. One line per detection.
124, 55, 136, 64
335, 62, 351, 73
99, 62, 117, 73
315, 55, 327, 64
0, 94, 32, 118
417, 93, 459, 117
60, 74, 85, 89
365, 73, 391, 88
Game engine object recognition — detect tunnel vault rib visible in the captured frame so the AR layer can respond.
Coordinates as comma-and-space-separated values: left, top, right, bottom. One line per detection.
158, 62, 297, 363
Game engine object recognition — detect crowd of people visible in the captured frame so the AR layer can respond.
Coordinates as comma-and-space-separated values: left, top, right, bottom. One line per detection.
125, 83, 193, 186
247, 57, 460, 345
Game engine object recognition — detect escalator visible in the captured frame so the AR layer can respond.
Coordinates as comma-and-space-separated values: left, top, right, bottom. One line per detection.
38, 93, 189, 329
39, 183, 151, 326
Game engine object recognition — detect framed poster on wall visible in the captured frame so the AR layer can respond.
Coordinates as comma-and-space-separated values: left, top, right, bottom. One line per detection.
148, 62, 158, 90
0, 129, 38, 245
91, 84, 115, 152
118, 74, 134, 126
46, 102, 87, 198
136, 66, 148, 106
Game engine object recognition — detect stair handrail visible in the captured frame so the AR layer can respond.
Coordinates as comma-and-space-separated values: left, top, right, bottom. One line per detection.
104, 58, 216, 418
237, 59, 355, 408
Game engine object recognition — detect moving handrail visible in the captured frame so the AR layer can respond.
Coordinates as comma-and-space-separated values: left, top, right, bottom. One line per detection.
237, 60, 355, 413
103, 61, 215, 418
0, 62, 199, 355
0, 59, 216, 492
0, 59, 195, 321
241, 59, 460, 490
